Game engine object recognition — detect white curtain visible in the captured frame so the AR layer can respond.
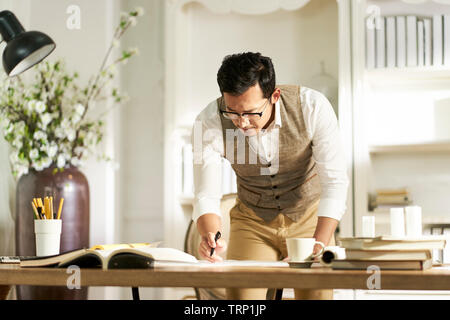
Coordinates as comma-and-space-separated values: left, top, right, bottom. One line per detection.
0, 136, 15, 256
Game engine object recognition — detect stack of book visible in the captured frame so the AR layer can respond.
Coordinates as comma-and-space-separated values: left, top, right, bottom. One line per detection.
332, 235, 447, 270
370, 188, 412, 212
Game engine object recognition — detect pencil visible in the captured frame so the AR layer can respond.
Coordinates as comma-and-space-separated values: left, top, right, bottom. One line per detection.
50, 196, 54, 219
31, 202, 39, 219
44, 197, 50, 219
57, 198, 64, 220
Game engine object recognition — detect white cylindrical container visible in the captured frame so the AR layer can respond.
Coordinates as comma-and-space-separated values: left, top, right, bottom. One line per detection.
405, 205, 422, 237
34, 219, 62, 256
390, 207, 405, 237
362, 216, 376, 238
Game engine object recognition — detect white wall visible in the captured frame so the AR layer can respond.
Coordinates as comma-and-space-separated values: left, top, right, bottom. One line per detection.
118, 0, 166, 300
3, 0, 122, 299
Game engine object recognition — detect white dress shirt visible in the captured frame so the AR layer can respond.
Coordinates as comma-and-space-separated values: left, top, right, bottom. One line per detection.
191, 86, 349, 223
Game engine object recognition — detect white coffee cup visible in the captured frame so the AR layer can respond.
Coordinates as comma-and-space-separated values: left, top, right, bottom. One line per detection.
286, 238, 325, 262
34, 219, 62, 256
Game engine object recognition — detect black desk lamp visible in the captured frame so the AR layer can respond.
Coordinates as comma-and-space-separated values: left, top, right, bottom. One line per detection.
0, 10, 55, 77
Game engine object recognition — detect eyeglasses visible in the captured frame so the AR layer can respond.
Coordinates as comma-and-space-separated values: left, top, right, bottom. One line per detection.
219, 98, 270, 121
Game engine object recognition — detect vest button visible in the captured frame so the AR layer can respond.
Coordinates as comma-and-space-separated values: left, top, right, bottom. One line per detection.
272, 185, 277, 189
270, 175, 275, 178
275, 195, 280, 200
267, 163, 271, 167
277, 206, 281, 210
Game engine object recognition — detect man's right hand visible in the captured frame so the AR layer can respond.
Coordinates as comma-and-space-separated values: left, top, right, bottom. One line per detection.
199, 232, 227, 263
196, 213, 227, 263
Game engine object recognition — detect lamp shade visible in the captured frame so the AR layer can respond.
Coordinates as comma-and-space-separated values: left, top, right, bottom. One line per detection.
0, 10, 55, 77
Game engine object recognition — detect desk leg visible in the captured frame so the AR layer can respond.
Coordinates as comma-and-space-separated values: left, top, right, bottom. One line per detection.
132, 287, 140, 300
266, 288, 283, 300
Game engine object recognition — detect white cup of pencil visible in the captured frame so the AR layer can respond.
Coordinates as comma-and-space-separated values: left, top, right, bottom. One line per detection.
31, 197, 64, 256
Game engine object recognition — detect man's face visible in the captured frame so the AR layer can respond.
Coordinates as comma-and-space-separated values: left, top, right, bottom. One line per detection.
223, 83, 274, 136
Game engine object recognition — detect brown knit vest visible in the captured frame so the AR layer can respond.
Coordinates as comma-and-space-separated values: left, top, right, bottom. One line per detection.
218, 85, 321, 222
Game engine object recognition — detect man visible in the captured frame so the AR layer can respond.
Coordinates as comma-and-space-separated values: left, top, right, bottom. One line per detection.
191, 52, 348, 300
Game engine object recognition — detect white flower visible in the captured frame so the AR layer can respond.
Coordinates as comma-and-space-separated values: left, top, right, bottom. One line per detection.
67, 128, 76, 142
112, 39, 120, 48
15, 121, 26, 134
128, 16, 137, 26
26, 100, 37, 113
70, 157, 84, 167
74, 146, 85, 156
29, 149, 39, 160
15, 164, 29, 178
12, 137, 22, 149
74, 103, 85, 116
35, 101, 46, 113
129, 47, 140, 56
40, 113, 52, 127
61, 118, 71, 129
57, 154, 66, 168
108, 64, 117, 76
71, 114, 81, 124
32, 160, 45, 171
55, 127, 66, 139
33, 131, 47, 141
42, 157, 52, 168
32, 158, 52, 171
46, 143, 58, 158
135, 7, 144, 16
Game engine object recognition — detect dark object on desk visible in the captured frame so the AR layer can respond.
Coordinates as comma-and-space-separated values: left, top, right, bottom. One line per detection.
0, 10, 55, 76
210, 231, 221, 257
288, 261, 315, 269
15, 165, 89, 300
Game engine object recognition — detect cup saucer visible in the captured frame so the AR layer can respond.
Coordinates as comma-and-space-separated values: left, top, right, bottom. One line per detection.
288, 260, 315, 268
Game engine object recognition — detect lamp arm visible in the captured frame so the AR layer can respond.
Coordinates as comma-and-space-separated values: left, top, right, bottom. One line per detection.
0, 11, 25, 42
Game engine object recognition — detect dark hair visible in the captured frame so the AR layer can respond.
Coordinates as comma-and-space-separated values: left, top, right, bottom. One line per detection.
217, 52, 276, 99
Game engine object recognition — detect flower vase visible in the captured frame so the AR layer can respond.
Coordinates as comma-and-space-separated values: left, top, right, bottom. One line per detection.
15, 165, 89, 300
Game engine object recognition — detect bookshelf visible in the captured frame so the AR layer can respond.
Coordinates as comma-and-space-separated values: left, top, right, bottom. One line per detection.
354, 0, 450, 269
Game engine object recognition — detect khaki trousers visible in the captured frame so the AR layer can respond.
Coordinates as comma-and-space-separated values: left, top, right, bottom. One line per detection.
226, 198, 335, 300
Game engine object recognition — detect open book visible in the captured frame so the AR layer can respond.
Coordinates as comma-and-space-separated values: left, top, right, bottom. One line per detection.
20, 246, 198, 270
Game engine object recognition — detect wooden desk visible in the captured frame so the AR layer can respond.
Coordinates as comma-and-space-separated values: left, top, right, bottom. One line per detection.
1, 264, 450, 291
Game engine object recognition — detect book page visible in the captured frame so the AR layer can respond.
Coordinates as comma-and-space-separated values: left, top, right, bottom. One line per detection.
154, 260, 289, 268
105, 247, 198, 263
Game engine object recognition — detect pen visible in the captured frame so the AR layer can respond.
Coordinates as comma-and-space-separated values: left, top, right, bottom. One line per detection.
210, 231, 221, 257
